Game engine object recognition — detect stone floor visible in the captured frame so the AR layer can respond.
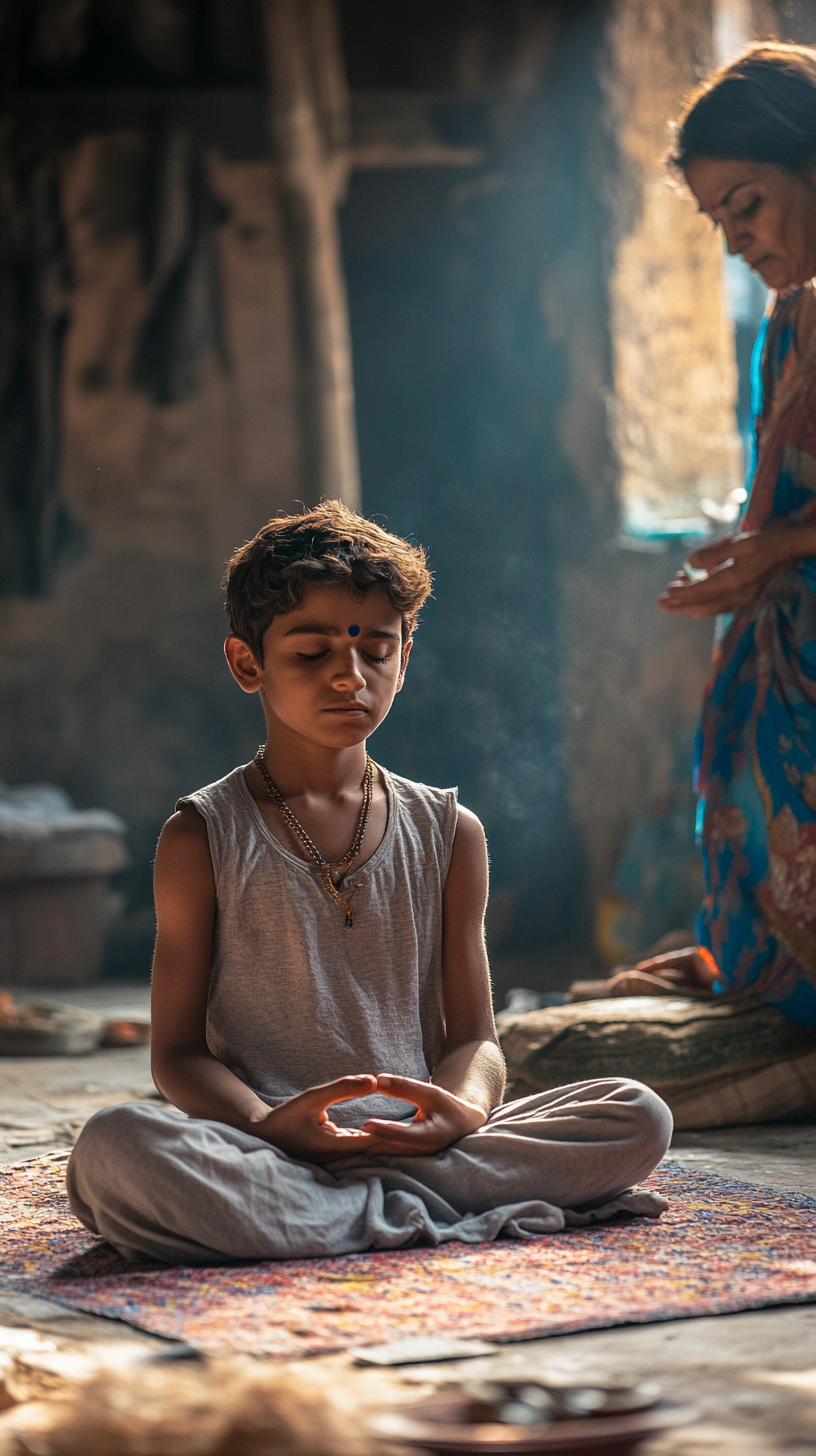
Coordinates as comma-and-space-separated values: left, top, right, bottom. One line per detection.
1, 983, 816, 1453
0, 985, 156, 1165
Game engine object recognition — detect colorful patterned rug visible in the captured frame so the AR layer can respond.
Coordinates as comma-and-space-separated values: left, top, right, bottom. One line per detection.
2, 1156, 816, 1359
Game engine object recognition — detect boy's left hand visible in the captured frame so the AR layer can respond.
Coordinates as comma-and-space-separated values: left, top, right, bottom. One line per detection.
358, 1074, 488, 1155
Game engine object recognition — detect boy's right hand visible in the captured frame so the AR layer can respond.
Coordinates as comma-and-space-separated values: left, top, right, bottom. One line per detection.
256, 1075, 381, 1162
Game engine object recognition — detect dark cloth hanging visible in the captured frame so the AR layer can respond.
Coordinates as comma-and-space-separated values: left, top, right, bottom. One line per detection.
0, 148, 79, 597
131, 126, 229, 406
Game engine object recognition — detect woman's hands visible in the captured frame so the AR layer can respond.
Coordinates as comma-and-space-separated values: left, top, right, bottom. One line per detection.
658, 522, 814, 618
257, 1072, 487, 1163
609, 946, 718, 997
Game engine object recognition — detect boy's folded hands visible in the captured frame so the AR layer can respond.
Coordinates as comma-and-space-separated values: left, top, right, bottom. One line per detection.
253, 1075, 380, 1162
360, 1073, 488, 1155
255, 1072, 487, 1163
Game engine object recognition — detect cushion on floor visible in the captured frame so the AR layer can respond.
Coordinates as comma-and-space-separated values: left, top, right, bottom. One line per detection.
497, 993, 816, 1128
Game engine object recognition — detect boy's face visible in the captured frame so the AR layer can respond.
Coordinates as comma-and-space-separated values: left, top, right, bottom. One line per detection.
225, 584, 410, 750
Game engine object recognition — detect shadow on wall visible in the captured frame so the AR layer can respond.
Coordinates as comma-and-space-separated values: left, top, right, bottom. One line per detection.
596, 729, 703, 967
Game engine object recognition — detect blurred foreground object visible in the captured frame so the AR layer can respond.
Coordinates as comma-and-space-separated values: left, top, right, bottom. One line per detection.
0, 1351, 371, 1456
373, 1379, 693, 1454
0, 784, 127, 986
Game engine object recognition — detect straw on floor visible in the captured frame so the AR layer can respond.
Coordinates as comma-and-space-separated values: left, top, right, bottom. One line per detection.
2, 1156, 816, 1359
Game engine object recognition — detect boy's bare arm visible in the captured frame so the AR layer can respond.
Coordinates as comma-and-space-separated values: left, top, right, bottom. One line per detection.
434, 805, 505, 1109
358, 806, 506, 1155
150, 806, 282, 1130
151, 807, 409, 1162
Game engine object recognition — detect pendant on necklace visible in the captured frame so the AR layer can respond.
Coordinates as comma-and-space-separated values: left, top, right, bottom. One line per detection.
255, 746, 370, 929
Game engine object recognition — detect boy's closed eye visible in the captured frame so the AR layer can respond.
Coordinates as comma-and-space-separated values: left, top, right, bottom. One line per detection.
295, 649, 394, 665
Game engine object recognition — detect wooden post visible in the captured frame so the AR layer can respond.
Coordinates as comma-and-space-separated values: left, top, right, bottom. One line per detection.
262, 0, 361, 510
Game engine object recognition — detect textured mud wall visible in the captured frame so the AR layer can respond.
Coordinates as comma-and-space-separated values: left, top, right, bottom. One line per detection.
0, 136, 300, 968
606, 0, 742, 535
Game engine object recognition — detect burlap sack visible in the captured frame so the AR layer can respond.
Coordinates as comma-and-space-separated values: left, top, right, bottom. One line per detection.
498, 993, 816, 1129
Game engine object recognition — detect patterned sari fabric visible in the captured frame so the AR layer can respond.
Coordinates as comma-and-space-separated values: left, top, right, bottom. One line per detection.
696, 287, 816, 1026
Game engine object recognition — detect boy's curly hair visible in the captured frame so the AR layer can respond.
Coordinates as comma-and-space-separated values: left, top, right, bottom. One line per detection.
223, 500, 433, 661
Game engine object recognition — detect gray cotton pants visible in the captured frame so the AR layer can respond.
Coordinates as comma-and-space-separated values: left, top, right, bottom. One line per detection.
66, 1078, 673, 1264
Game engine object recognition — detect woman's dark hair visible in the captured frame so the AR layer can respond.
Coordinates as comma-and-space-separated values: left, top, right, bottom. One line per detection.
670, 43, 816, 174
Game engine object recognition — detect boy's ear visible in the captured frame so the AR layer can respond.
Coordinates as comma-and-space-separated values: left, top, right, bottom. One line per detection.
395, 637, 413, 693
224, 636, 263, 694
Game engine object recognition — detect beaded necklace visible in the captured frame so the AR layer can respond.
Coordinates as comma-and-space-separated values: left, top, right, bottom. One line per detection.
253, 747, 373, 927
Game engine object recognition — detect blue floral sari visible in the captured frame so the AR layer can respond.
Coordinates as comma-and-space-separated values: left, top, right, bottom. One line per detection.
695, 288, 816, 1026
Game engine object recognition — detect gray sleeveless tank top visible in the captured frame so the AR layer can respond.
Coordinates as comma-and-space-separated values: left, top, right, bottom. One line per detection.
178, 765, 458, 1127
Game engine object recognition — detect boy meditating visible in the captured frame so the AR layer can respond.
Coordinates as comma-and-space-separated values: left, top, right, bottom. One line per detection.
68, 503, 671, 1264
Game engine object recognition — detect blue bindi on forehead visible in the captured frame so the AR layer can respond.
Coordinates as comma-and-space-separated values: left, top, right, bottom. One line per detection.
348, 624, 361, 636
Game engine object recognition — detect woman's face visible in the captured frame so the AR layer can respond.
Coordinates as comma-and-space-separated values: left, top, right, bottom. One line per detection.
685, 156, 816, 291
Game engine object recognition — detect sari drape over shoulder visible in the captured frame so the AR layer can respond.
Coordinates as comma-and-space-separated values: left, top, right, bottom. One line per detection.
696, 287, 816, 1026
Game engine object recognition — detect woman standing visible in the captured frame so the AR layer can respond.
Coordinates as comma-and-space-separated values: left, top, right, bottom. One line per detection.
656, 44, 816, 1027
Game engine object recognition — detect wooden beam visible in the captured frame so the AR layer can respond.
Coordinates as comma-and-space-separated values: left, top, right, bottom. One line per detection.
351, 142, 484, 169
262, 0, 360, 510
0, 89, 489, 170
349, 93, 485, 169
